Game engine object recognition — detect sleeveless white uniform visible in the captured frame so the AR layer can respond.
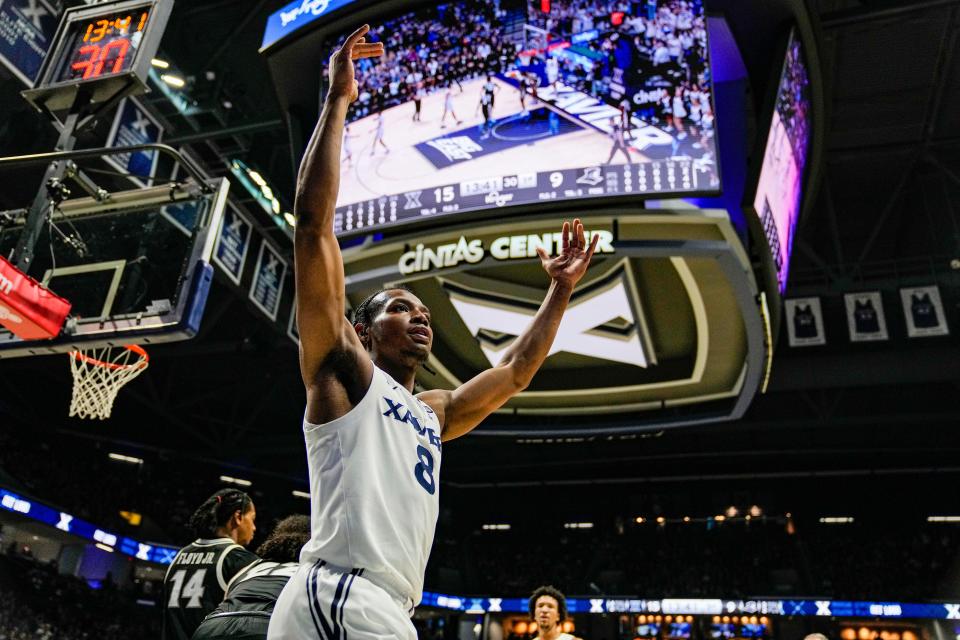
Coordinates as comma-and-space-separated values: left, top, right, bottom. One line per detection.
268, 365, 442, 640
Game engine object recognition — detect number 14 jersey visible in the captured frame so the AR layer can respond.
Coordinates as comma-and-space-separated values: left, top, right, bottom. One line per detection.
161, 537, 259, 640
300, 365, 442, 608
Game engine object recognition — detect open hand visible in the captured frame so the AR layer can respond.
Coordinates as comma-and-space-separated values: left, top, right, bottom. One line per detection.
535, 219, 600, 288
328, 25, 385, 103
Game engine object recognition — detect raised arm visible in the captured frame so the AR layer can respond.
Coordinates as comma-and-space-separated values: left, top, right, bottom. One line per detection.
295, 26, 383, 389
420, 220, 599, 441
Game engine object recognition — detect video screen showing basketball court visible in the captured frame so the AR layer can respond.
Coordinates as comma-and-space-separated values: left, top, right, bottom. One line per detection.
330, 0, 721, 234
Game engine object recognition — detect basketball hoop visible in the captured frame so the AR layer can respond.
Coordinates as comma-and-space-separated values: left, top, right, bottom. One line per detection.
68, 345, 149, 420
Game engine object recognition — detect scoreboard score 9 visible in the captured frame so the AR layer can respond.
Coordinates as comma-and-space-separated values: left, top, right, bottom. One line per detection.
24, 0, 172, 112
52, 9, 151, 82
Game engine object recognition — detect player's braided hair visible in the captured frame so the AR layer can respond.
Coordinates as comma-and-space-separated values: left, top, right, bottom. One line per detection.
255, 514, 310, 562
352, 285, 413, 333
528, 585, 568, 622
188, 488, 253, 539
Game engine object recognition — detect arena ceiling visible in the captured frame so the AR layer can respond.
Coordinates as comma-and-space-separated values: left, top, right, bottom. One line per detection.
0, 0, 958, 486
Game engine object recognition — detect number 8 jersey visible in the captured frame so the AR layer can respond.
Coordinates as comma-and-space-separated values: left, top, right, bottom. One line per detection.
299, 365, 443, 608
161, 537, 259, 640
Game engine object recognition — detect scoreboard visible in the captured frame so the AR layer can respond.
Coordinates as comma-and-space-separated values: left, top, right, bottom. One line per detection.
335, 158, 708, 235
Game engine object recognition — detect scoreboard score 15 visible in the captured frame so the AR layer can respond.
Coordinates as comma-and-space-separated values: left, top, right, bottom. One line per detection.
53, 8, 151, 82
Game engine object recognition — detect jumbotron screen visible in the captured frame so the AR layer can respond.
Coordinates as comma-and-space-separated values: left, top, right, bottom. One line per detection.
751, 29, 811, 292
330, 0, 720, 235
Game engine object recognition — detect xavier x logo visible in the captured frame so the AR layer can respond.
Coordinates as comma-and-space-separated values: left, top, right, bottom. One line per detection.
20, 0, 49, 30
442, 263, 652, 368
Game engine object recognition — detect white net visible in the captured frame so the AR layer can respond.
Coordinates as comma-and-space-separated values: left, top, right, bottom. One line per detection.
68, 345, 149, 420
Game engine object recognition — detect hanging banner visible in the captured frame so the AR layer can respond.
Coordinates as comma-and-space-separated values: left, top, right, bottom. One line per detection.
212, 206, 253, 286
900, 285, 949, 338
105, 98, 163, 187
0, 0, 57, 86
844, 292, 888, 342
249, 241, 287, 321
785, 297, 825, 347
287, 296, 299, 345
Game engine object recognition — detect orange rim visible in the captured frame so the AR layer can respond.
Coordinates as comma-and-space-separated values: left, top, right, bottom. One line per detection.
69, 344, 149, 371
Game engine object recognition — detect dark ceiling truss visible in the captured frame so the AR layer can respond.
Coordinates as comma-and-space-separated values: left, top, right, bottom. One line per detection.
790, 0, 960, 291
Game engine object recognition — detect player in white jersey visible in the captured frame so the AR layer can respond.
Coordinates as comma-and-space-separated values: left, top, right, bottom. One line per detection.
530, 586, 582, 640
268, 25, 599, 640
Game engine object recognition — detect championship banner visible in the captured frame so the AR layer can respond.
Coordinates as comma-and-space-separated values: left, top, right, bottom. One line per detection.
900, 285, 949, 338
785, 297, 825, 347
844, 292, 888, 342
0, 0, 57, 86
105, 98, 164, 187
249, 241, 287, 322
212, 205, 253, 286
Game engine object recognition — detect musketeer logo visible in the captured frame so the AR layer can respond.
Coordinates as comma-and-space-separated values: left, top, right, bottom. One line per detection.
280, 0, 330, 27
442, 264, 650, 368
399, 230, 614, 275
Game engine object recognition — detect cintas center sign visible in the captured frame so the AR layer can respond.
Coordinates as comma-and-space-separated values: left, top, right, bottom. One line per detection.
398, 230, 615, 275
340, 211, 765, 429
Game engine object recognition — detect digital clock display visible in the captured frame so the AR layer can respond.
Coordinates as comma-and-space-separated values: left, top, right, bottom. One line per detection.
51, 7, 151, 83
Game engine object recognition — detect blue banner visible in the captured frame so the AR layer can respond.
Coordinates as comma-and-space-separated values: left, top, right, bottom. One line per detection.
418, 593, 960, 620
213, 206, 253, 286
0, 487, 178, 565
261, 0, 358, 50
105, 98, 163, 187
249, 241, 287, 321
0, 0, 57, 86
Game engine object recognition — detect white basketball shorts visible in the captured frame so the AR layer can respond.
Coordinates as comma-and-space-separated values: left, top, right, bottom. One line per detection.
267, 561, 416, 640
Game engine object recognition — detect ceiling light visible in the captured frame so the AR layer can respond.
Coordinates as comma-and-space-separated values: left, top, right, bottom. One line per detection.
819, 516, 854, 524
283, 212, 297, 227
292, 490, 310, 499
160, 74, 185, 88
108, 453, 143, 465
150, 58, 169, 69
220, 475, 252, 487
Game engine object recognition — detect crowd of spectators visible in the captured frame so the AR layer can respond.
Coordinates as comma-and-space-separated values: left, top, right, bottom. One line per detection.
331, 0, 715, 151
776, 36, 811, 171
339, 2, 514, 120
0, 552, 155, 639
427, 519, 960, 601
526, 0, 713, 135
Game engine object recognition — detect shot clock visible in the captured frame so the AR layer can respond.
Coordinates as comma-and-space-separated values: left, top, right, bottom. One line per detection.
52, 9, 151, 82
23, 0, 173, 114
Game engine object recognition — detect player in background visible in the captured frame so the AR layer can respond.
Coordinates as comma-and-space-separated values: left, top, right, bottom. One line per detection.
162, 489, 259, 640
412, 82, 425, 122
440, 85, 463, 128
518, 73, 531, 119
482, 74, 500, 117
268, 25, 599, 640
192, 515, 310, 640
605, 116, 633, 165
369, 112, 389, 155
529, 586, 581, 640
545, 55, 560, 96
476, 89, 494, 139
342, 124, 358, 168
619, 96, 634, 140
